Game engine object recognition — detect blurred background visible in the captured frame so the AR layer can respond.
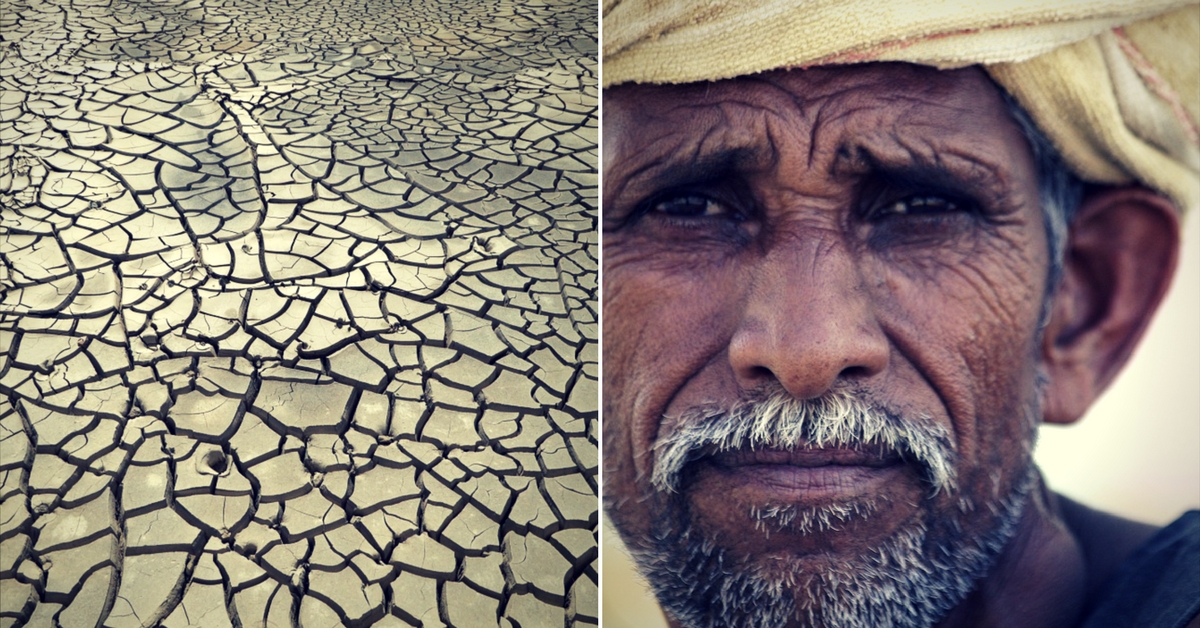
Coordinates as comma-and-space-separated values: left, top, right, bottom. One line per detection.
601, 213, 1200, 628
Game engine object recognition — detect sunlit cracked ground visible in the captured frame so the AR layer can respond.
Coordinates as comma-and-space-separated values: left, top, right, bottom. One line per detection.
0, 0, 596, 625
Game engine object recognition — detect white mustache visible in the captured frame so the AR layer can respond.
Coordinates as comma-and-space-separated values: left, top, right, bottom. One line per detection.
651, 387, 956, 495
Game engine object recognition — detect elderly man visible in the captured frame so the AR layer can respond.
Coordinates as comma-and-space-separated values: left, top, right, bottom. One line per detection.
602, 2, 1199, 628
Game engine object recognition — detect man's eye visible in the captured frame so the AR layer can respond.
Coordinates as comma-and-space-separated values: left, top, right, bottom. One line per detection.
651, 194, 733, 218
874, 195, 963, 218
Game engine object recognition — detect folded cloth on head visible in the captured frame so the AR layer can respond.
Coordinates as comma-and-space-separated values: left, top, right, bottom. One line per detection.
603, 1, 1200, 215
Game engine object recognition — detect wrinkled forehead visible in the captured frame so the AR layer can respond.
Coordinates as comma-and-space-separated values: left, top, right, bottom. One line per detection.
603, 63, 1022, 183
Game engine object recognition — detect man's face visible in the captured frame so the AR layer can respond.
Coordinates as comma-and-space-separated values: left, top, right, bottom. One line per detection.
602, 64, 1051, 627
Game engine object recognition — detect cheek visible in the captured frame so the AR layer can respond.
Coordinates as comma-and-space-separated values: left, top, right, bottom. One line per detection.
603, 242, 743, 385
602, 245, 743, 485
872, 237, 1046, 460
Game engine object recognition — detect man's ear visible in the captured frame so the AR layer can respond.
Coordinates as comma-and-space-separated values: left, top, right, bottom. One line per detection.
1040, 186, 1180, 425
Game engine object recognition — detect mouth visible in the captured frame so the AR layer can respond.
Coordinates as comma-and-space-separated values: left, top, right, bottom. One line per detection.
691, 445, 906, 501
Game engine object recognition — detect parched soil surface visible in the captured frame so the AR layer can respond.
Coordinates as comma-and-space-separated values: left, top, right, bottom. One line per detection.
0, 0, 597, 625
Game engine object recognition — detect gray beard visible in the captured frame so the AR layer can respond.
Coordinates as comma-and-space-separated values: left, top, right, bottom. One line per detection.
626, 388, 1037, 628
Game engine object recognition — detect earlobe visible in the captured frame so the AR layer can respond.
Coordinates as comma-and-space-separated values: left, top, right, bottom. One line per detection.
1040, 187, 1180, 425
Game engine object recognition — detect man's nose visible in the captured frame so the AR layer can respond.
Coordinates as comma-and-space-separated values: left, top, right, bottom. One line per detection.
728, 239, 889, 399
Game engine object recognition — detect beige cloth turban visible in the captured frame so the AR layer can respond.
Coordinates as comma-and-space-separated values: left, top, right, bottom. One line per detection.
603, 1, 1200, 215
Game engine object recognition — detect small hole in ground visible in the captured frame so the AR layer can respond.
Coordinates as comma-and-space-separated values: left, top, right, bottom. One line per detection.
202, 449, 228, 474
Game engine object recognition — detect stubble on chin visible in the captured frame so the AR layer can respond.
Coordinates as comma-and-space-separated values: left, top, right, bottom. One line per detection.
749, 496, 884, 536
625, 387, 1038, 628
632, 470, 1036, 628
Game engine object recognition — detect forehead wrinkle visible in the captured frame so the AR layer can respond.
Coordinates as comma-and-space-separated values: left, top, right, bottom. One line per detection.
695, 101, 782, 177
730, 79, 853, 176
801, 102, 897, 176
758, 71, 984, 171
676, 78, 821, 178
799, 82, 1016, 179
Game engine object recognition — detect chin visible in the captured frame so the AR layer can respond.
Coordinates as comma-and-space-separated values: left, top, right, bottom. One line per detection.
623, 387, 1041, 628
630, 464, 1036, 628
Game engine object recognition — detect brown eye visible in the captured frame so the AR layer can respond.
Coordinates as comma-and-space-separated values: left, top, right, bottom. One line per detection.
652, 194, 731, 218
876, 195, 962, 217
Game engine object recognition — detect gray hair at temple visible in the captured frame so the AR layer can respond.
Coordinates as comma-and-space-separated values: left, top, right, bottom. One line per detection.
1004, 93, 1085, 310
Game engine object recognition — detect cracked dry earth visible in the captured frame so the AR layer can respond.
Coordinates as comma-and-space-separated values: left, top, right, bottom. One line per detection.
0, 0, 597, 625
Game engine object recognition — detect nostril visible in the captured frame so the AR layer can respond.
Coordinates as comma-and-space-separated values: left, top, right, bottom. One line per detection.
839, 365, 873, 379
747, 365, 775, 381
731, 361, 780, 392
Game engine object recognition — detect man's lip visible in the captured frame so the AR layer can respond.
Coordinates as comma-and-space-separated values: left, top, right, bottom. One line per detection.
687, 447, 906, 500
707, 446, 901, 469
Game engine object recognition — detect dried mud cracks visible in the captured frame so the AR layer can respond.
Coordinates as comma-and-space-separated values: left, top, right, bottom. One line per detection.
0, 0, 597, 625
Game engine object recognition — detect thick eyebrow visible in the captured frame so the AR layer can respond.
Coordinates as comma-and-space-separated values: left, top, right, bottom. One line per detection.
835, 141, 1018, 210
606, 146, 765, 227
622, 147, 758, 194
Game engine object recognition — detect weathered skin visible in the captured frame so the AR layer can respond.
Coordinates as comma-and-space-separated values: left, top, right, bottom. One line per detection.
602, 64, 1179, 628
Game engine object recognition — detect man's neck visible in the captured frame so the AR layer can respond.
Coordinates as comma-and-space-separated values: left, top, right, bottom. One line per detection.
1056, 493, 1159, 611
936, 481, 1158, 628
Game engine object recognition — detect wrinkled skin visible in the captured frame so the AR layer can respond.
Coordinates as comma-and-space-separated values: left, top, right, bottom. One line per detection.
603, 64, 1103, 628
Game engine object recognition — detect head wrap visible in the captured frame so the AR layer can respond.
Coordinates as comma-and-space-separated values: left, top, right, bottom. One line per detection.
603, 1, 1200, 215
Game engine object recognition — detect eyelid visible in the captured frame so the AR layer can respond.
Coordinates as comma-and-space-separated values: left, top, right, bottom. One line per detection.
868, 194, 968, 220
632, 187, 748, 225
655, 193, 734, 217
857, 167, 985, 222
